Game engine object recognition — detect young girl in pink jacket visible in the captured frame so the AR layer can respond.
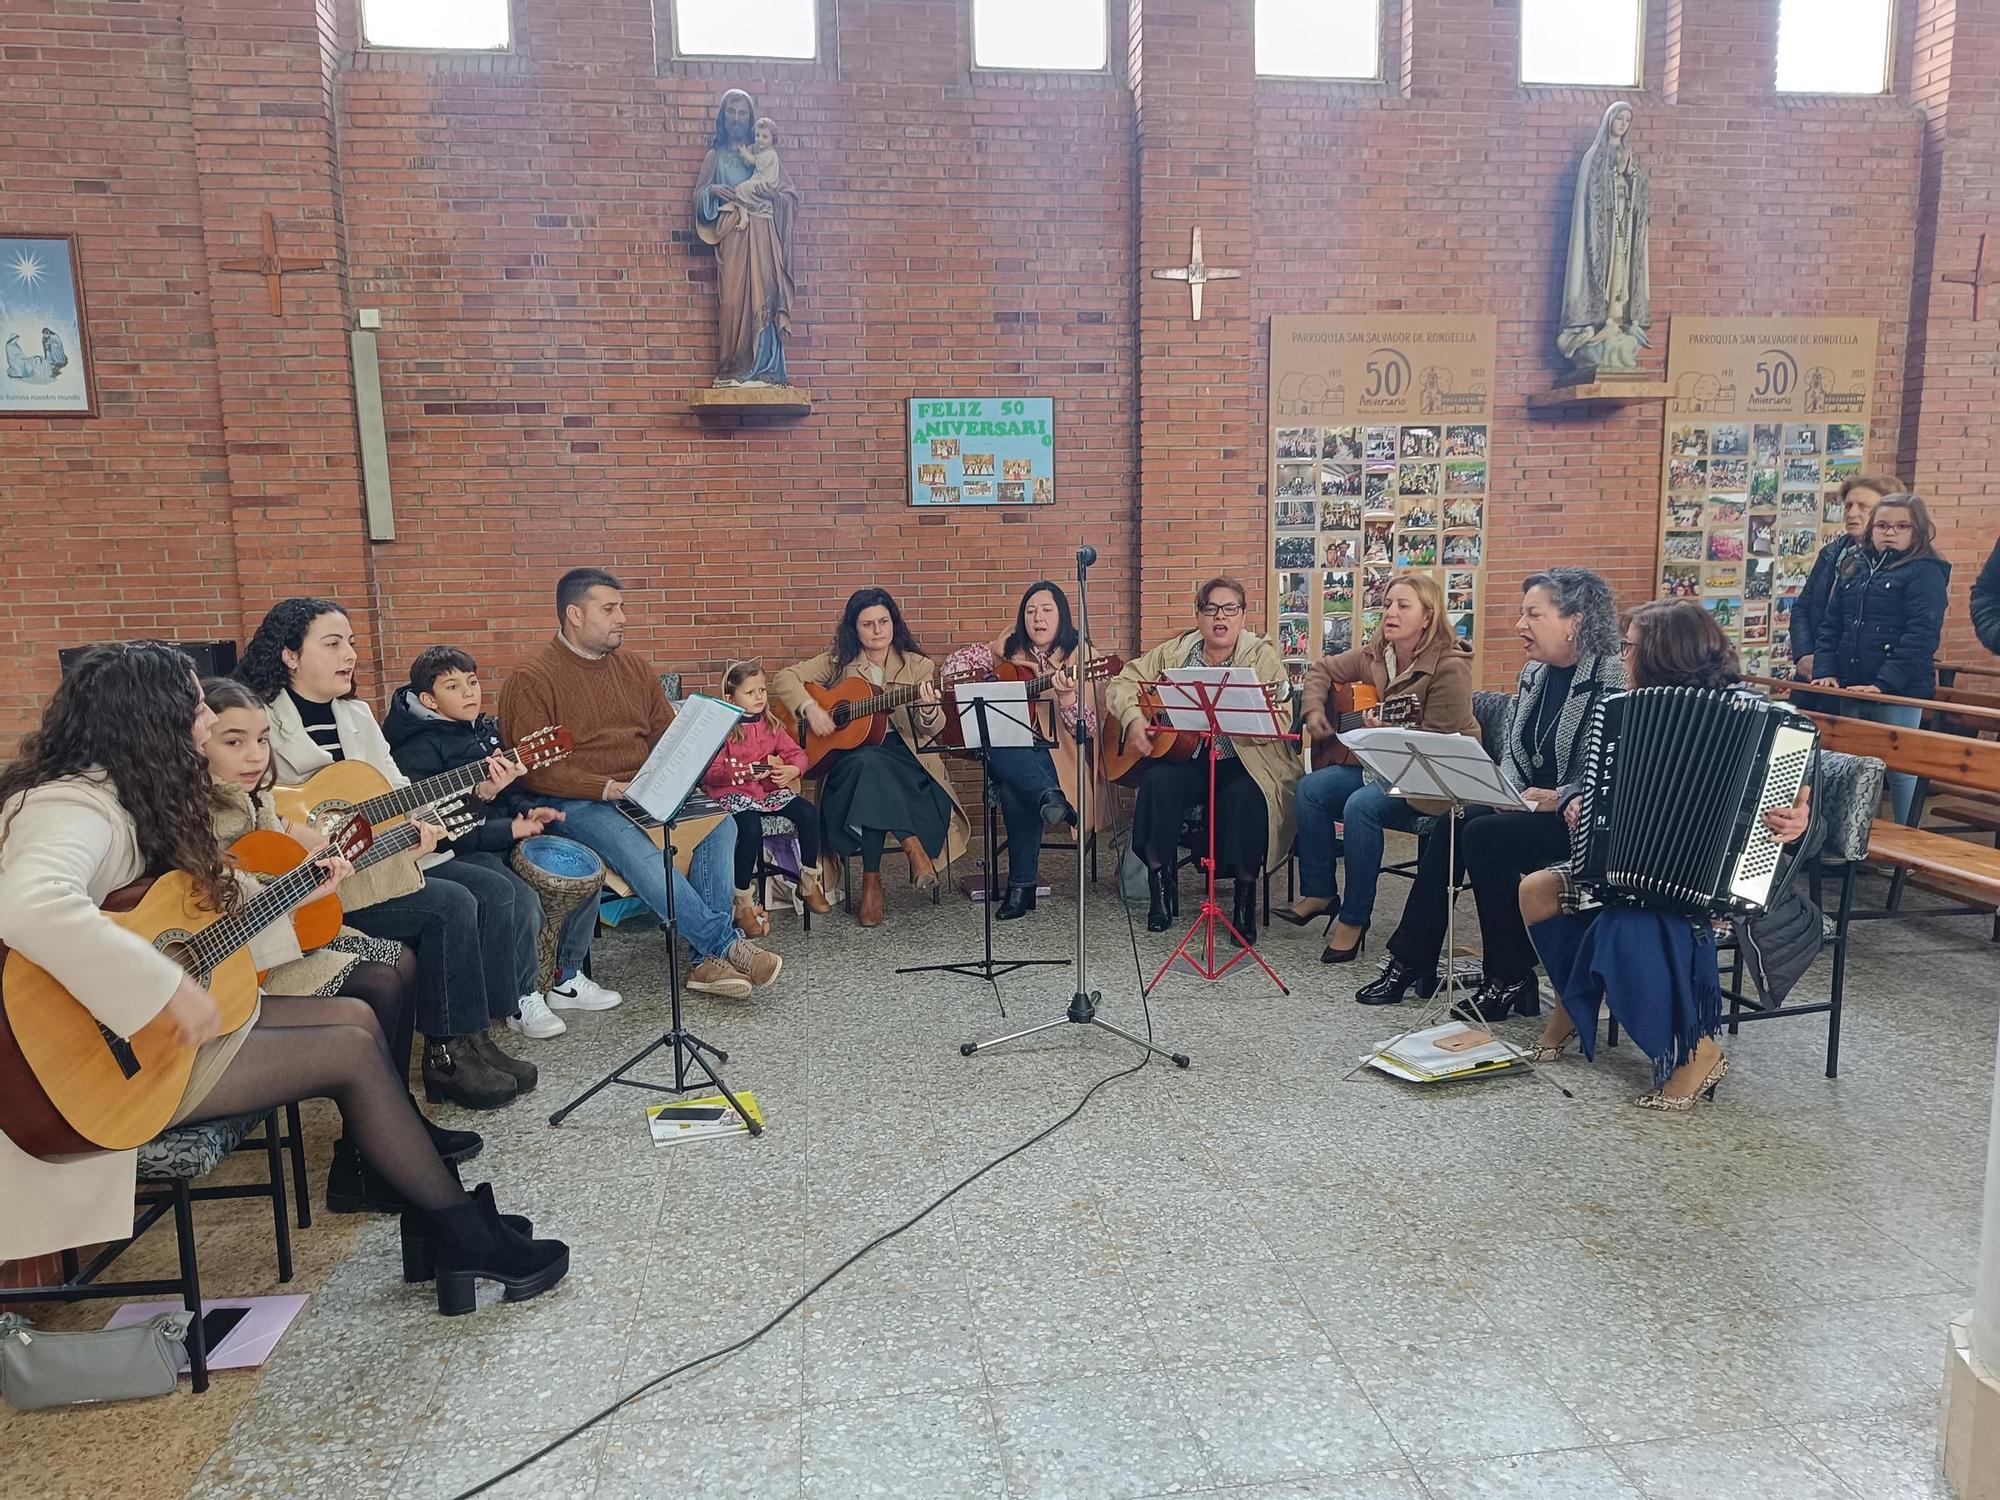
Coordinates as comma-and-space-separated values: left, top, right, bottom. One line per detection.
703, 661, 829, 929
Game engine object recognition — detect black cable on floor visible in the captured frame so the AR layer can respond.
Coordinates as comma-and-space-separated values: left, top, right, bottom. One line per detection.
453, 838, 1166, 1499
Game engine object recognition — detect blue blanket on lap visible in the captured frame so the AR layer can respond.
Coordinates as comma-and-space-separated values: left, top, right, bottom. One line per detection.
1529, 906, 1721, 1087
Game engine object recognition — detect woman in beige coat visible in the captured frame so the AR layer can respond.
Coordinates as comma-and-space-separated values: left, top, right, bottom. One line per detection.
1105, 576, 1301, 939
772, 588, 971, 927
0, 643, 566, 1315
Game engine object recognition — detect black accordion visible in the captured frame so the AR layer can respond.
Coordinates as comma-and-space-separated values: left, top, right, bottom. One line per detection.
1567, 687, 1818, 918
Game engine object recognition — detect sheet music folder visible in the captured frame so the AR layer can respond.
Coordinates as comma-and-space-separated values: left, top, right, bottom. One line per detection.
626, 693, 744, 827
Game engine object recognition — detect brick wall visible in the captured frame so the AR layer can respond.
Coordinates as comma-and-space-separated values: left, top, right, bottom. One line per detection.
0, 0, 1989, 735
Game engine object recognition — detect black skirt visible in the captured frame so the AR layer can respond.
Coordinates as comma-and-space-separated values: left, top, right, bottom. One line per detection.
816, 733, 953, 858
1131, 755, 1270, 879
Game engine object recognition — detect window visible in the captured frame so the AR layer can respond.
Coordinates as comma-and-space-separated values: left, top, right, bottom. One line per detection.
360, 0, 511, 51
1776, 0, 1894, 93
1520, 0, 1643, 87
672, 0, 817, 60
1255, 0, 1380, 80
971, 0, 1107, 72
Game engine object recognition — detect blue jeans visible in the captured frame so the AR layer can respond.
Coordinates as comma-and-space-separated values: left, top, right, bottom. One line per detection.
453, 848, 599, 988
1837, 699, 1925, 822
1294, 765, 1426, 926
986, 746, 1063, 889
553, 800, 742, 962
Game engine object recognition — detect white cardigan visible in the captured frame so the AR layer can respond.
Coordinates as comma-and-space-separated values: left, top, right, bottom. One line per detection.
264, 690, 450, 872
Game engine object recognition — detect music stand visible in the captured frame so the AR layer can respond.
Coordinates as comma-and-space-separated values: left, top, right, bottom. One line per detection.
548, 696, 763, 1137
902, 683, 1070, 986
1334, 726, 1535, 1071
1143, 671, 1295, 997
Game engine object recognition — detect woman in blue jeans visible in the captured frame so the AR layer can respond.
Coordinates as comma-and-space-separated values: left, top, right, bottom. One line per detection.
1810, 491, 1951, 823
943, 582, 1094, 920
1277, 572, 1479, 963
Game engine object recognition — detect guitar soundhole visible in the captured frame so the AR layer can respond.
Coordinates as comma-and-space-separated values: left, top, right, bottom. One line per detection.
156, 932, 209, 986
830, 704, 849, 728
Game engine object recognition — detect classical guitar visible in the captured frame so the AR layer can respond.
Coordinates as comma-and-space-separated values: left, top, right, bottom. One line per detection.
796, 671, 979, 773
0, 817, 373, 1160
1099, 688, 1205, 787
937, 654, 1124, 750
229, 798, 478, 960
1309, 688, 1421, 768
273, 725, 573, 835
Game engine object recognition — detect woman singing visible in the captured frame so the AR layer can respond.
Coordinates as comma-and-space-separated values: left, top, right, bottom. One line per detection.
1279, 572, 1479, 963
771, 588, 970, 927
1519, 600, 1815, 1111
943, 581, 1098, 921
1105, 576, 1301, 940
0, 642, 565, 1312
1356, 568, 1624, 1014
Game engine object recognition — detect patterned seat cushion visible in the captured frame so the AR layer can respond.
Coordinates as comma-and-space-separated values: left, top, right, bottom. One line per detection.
1814, 750, 1884, 864
137, 1112, 260, 1181
759, 814, 798, 838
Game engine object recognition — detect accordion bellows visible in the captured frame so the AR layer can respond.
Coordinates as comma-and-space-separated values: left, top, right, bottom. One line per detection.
1569, 687, 1818, 917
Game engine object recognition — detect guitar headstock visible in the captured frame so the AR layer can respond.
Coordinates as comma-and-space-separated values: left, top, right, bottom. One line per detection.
1378, 695, 1422, 729
1080, 654, 1123, 684
418, 797, 482, 840
331, 815, 374, 862
513, 726, 575, 770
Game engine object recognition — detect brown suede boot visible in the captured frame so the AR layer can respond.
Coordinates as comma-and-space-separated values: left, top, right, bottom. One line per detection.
798, 865, 834, 915
858, 870, 886, 926
901, 836, 937, 892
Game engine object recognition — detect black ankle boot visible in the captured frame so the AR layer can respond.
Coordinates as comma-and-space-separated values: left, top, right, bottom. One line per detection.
1147, 866, 1174, 932
1038, 787, 1078, 827
1228, 880, 1258, 947
409, 1191, 570, 1315
996, 886, 1036, 920
326, 1138, 407, 1215
410, 1096, 482, 1165
1354, 956, 1442, 1006
423, 1037, 517, 1111
1450, 974, 1542, 1025
401, 1183, 534, 1283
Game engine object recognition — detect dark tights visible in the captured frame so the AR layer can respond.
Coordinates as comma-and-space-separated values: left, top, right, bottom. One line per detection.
858, 829, 888, 873
337, 949, 420, 1081
187, 994, 460, 1212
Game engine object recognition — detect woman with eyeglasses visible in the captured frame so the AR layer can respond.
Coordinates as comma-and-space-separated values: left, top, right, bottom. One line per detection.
1103, 576, 1302, 938
1809, 492, 1951, 823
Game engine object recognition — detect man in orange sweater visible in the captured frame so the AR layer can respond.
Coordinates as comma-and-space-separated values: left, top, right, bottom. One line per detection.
500, 568, 780, 999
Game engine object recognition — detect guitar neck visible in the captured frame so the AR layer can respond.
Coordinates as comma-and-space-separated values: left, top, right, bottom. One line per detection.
354, 821, 423, 873
355, 762, 485, 825
186, 855, 333, 972
842, 679, 934, 720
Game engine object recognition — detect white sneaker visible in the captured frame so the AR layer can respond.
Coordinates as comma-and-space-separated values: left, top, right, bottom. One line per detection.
507, 992, 567, 1039
549, 973, 623, 1011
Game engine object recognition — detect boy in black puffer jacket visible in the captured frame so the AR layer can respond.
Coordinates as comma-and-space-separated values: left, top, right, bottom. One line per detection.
385, 648, 622, 1039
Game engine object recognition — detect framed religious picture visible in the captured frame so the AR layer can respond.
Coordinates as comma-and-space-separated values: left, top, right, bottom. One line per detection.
1, 233, 96, 417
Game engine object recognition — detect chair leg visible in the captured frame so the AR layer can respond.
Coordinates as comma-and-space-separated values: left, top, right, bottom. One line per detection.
171, 1181, 208, 1394
285, 1101, 310, 1230
1089, 830, 1098, 885
1827, 863, 1856, 1079
263, 1110, 294, 1284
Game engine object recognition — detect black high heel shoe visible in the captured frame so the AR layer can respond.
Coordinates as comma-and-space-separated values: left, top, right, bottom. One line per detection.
409, 1190, 569, 1315
1146, 866, 1176, 932
1449, 974, 1541, 1025
1354, 956, 1441, 1006
1227, 879, 1259, 947
996, 886, 1036, 921
1320, 920, 1370, 964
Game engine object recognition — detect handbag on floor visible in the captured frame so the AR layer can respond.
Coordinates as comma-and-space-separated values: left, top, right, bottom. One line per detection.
0, 1310, 191, 1410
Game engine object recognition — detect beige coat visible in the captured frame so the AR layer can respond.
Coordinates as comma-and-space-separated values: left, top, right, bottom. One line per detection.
1105, 630, 1302, 866
211, 782, 370, 996
0, 776, 260, 1258
262, 689, 430, 903
770, 648, 972, 864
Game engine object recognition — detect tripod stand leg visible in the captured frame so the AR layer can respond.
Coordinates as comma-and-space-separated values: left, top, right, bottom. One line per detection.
959, 1014, 1074, 1056
1088, 1016, 1191, 1068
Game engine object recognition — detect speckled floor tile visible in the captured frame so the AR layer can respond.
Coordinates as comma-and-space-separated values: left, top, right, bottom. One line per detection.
1519, 1320, 1775, 1445
1606, 1426, 1855, 1499
966, 1259, 1162, 1384
801, 1390, 1003, 1499
1342, 1337, 1594, 1464
1419, 1447, 1645, 1499
1164, 1354, 1406, 1484
598, 1403, 802, 1495
391, 1426, 609, 1500
1287, 1244, 1502, 1350
1788, 1408, 1956, 1499
184, 1437, 403, 1499
990, 1370, 1214, 1500
1130, 1254, 1336, 1366
800, 1284, 986, 1403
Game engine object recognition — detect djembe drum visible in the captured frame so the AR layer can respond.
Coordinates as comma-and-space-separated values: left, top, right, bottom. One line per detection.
509, 835, 606, 993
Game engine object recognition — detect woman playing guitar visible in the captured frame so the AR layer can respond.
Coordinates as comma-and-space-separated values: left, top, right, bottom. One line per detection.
1104, 576, 1302, 939
770, 588, 970, 927
1277, 571, 1481, 964
941, 581, 1100, 921
0, 642, 566, 1314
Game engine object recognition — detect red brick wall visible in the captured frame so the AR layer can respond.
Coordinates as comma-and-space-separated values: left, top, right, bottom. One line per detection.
0, 0, 1989, 739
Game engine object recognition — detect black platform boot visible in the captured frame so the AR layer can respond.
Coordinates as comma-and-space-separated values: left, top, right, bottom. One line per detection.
1450, 974, 1542, 1025
1354, 956, 1442, 1006
401, 1183, 535, 1283
996, 886, 1037, 920
1147, 866, 1174, 932
411, 1096, 482, 1165
406, 1191, 570, 1315
1228, 879, 1259, 947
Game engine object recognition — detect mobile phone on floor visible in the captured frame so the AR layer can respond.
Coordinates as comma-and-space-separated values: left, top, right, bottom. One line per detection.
657, 1105, 729, 1123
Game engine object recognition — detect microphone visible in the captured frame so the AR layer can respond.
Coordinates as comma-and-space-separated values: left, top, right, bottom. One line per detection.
1075, 544, 1097, 571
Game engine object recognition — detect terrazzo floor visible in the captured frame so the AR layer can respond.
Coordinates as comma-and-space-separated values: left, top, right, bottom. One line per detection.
25, 843, 2000, 1499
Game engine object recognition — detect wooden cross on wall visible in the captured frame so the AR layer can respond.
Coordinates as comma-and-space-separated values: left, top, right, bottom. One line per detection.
1150, 226, 1242, 321
218, 212, 330, 316
1942, 232, 2000, 322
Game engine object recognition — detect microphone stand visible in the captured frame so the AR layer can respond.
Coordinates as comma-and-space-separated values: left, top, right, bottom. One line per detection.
960, 544, 1191, 1069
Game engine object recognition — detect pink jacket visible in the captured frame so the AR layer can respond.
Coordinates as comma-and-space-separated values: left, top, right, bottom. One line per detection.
703, 714, 809, 806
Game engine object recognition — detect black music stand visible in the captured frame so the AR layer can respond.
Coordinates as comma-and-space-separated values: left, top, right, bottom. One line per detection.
548, 702, 763, 1137
901, 686, 1070, 986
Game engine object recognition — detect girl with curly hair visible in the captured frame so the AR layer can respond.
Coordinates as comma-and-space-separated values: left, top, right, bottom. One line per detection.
0, 642, 567, 1312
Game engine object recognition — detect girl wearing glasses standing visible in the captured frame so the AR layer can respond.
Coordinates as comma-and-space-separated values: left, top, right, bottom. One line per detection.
1809, 492, 1951, 823
1104, 576, 1302, 939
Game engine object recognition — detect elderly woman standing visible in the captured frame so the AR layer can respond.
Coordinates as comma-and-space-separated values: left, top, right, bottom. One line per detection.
1356, 568, 1624, 1015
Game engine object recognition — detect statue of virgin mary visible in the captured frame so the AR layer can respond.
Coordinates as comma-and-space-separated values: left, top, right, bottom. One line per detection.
1557, 102, 1651, 376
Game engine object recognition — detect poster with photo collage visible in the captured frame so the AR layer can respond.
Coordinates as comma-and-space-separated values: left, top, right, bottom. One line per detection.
1657, 318, 1878, 679
1268, 316, 1497, 694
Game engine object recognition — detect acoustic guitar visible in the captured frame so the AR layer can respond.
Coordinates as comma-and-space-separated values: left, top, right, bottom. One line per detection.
1309, 686, 1422, 768
229, 799, 478, 960
796, 672, 979, 773
0, 817, 373, 1160
937, 654, 1124, 750
272, 724, 573, 836
1099, 690, 1206, 787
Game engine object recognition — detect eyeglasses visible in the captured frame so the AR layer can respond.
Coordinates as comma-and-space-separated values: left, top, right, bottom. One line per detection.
1872, 520, 1914, 534
1620, 639, 1635, 655
1198, 603, 1245, 618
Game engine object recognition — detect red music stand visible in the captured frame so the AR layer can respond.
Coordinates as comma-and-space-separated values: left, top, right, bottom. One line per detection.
1138, 673, 1296, 997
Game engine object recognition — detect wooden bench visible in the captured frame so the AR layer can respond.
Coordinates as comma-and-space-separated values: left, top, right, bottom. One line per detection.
1802, 712, 2000, 938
